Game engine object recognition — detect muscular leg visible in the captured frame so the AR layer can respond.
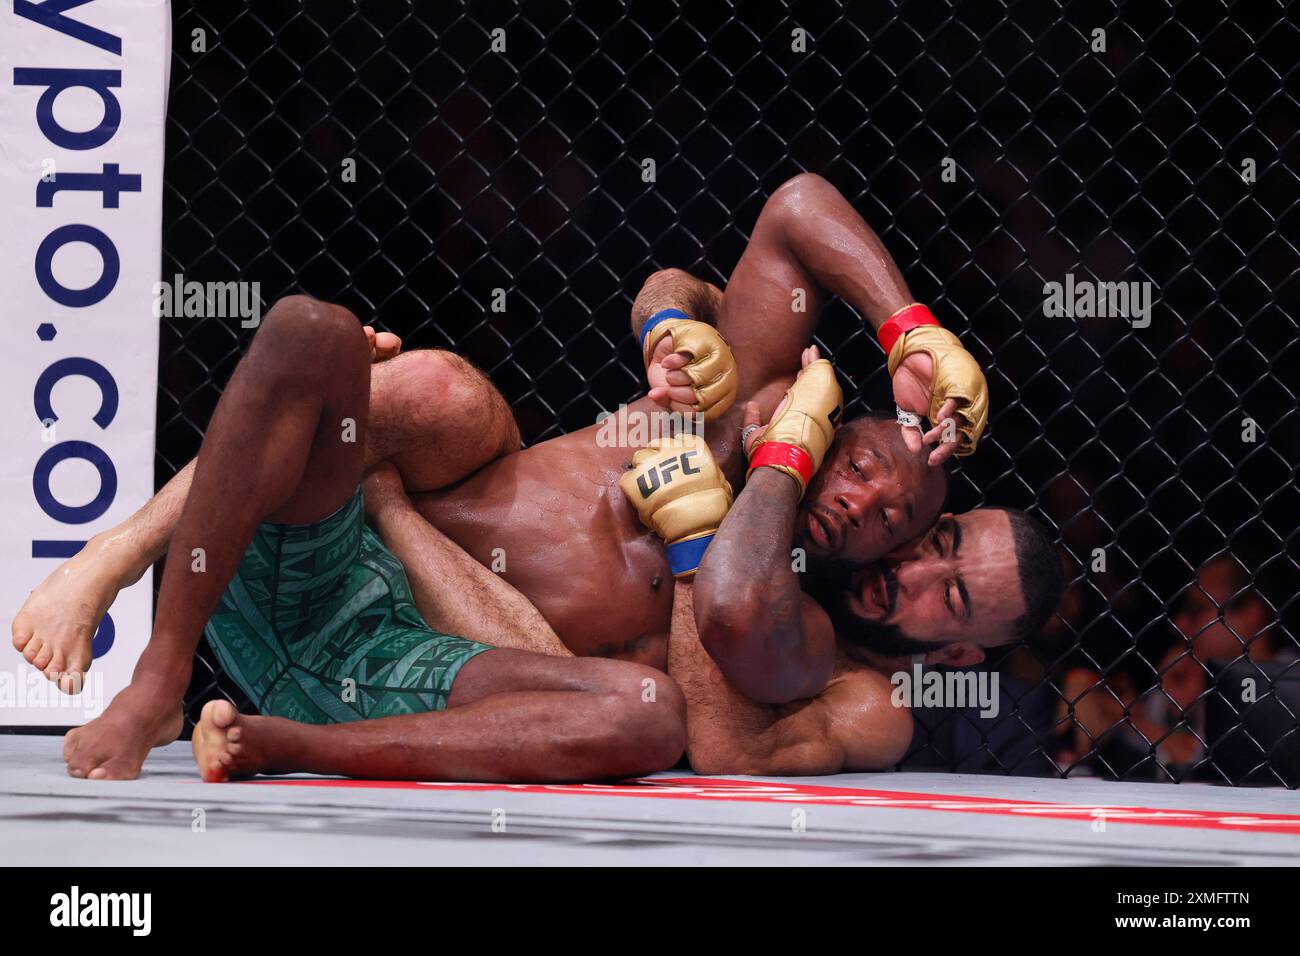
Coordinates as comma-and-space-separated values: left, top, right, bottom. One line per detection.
64, 296, 372, 779
366, 348, 520, 491
15, 338, 519, 691
192, 651, 686, 782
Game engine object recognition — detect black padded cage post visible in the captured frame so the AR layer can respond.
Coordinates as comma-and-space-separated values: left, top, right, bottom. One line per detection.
161, 2, 1298, 785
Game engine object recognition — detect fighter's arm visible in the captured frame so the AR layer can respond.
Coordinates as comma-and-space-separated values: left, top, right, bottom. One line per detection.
718, 173, 987, 461
719, 174, 913, 373
669, 582, 912, 775
692, 467, 834, 703
689, 346, 842, 703
55, 327, 402, 586
628, 270, 738, 420
364, 471, 572, 656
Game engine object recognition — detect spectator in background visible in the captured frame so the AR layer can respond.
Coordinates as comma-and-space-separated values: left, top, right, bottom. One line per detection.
1055, 556, 1278, 776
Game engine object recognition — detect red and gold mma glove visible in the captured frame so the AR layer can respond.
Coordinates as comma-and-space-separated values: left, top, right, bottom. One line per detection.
745, 358, 843, 499
879, 303, 989, 456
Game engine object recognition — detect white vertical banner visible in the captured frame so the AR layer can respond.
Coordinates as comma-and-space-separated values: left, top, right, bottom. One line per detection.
0, 0, 169, 725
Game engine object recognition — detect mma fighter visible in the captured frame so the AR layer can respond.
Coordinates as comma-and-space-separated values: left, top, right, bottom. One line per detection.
13, 174, 1043, 781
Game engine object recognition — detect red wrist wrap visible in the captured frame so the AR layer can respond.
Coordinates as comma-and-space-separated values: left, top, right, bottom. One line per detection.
748, 442, 814, 489
878, 303, 941, 355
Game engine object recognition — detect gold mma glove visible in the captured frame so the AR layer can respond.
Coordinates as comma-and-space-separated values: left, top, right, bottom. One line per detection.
618, 432, 733, 578
745, 358, 843, 498
640, 308, 738, 422
879, 303, 989, 455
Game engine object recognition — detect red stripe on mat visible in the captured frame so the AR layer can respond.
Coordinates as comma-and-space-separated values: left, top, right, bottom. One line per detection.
246, 776, 1300, 835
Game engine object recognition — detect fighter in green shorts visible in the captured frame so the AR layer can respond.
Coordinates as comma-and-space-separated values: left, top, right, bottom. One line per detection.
204, 488, 491, 724
47, 297, 686, 782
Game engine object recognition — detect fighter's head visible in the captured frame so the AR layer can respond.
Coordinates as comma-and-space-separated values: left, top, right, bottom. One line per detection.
830, 508, 1063, 665
795, 413, 947, 568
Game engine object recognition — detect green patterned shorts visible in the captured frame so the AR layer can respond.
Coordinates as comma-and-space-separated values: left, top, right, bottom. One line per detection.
202, 487, 493, 724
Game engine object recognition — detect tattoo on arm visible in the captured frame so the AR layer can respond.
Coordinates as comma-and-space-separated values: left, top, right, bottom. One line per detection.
694, 468, 832, 700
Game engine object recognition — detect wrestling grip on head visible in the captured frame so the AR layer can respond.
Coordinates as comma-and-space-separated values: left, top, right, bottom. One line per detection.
745, 358, 843, 498
880, 303, 989, 456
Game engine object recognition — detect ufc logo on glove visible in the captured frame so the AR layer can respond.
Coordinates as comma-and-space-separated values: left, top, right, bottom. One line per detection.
634, 450, 702, 497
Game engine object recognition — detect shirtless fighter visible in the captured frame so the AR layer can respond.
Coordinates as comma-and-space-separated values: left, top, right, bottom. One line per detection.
17, 300, 689, 782
13, 173, 1005, 780
624, 358, 1062, 773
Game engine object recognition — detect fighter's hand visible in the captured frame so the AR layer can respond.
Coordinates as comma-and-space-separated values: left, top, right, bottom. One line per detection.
893, 352, 959, 466
618, 432, 733, 579
744, 346, 841, 498
643, 318, 737, 421
740, 345, 820, 454
363, 326, 402, 362
889, 330, 988, 465
646, 335, 698, 413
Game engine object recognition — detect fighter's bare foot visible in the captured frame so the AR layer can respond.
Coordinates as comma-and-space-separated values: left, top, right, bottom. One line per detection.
12, 533, 132, 694
64, 688, 183, 781
192, 700, 288, 782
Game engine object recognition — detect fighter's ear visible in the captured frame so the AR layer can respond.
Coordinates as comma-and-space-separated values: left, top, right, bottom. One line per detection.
925, 642, 984, 668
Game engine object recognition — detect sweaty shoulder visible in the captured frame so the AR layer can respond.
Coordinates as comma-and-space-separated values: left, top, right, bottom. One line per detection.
820, 665, 915, 771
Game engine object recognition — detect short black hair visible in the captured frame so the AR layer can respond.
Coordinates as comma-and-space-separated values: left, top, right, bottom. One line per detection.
986, 508, 1063, 643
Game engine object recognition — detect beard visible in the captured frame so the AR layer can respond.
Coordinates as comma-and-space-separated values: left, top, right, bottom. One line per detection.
822, 570, 949, 659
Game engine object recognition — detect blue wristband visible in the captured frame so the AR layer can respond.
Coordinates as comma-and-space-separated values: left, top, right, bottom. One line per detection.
639, 307, 690, 350
666, 533, 714, 577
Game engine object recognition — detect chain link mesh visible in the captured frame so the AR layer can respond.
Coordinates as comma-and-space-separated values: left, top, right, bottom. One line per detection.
162, 1, 1299, 785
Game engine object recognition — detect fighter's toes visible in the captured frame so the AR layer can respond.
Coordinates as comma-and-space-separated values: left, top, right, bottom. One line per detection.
43, 649, 65, 682
192, 699, 252, 783
12, 619, 32, 652
65, 645, 92, 678
56, 671, 87, 696
31, 643, 54, 671
22, 636, 45, 666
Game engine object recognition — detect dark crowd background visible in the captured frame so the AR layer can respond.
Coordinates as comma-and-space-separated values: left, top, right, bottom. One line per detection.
159, 1, 1299, 784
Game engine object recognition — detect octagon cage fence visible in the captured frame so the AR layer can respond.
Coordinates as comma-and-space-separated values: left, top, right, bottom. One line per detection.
159, 2, 1299, 786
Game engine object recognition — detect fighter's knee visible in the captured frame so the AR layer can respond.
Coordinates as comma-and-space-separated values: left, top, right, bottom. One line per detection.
641, 267, 693, 290
260, 295, 366, 356
403, 349, 518, 447
645, 669, 686, 726
263, 294, 333, 326
400, 349, 476, 400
